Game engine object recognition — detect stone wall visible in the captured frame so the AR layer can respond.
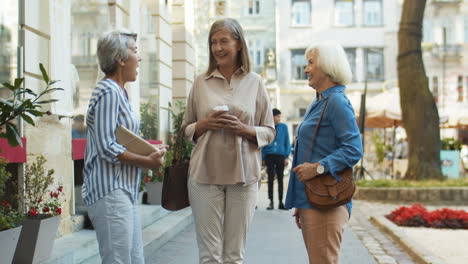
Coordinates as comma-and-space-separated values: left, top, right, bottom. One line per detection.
355, 187, 468, 204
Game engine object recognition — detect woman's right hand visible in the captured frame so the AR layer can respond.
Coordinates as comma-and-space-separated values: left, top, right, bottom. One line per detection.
293, 208, 301, 229
194, 110, 228, 139
146, 149, 166, 170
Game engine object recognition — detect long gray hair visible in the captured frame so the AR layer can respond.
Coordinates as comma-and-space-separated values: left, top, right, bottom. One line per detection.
206, 18, 250, 75
97, 30, 137, 75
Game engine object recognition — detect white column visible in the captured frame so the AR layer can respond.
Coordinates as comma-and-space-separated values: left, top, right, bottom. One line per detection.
172, 0, 195, 106
146, 0, 173, 143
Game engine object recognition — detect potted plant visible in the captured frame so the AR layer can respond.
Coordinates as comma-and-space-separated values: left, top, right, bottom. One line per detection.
0, 63, 62, 147
13, 155, 64, 264
141, 101, 193, 206
139, 101, 164, 204
0, 63, 62, 263
0, 158, 24, 264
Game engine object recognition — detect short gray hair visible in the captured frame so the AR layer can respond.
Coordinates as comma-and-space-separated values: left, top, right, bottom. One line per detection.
97, 30, 137, 75
305, 42, 352, 85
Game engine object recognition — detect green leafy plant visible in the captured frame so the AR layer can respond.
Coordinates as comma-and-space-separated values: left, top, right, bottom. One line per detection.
168, 101, 194, 163
0, 63, 63, 147
441, 137, 462, 151
141, 101, 193, 187
23, 155, 64, 218
0, 158, 24, 231
372, 131, 387, 163
140, 101, 159, 140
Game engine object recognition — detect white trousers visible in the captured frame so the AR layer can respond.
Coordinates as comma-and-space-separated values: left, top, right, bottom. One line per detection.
188, 177, 258, 264
87, 189, 144, 264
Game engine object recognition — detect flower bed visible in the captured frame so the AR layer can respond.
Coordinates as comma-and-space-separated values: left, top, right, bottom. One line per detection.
386, 203, 468, 229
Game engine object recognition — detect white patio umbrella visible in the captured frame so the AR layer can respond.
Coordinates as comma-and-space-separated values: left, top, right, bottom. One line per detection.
361, 87, 448, 128
441, 102, 468, 129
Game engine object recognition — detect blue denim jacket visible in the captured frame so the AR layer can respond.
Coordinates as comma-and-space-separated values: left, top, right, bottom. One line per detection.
285, 85, 363, 215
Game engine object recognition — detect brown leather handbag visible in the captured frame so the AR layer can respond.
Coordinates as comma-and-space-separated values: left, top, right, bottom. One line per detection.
161, 126, 190, 211
302, 98, 356, 210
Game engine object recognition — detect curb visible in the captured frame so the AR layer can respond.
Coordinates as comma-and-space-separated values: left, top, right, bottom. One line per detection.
370, 216, 445, 264
355, 187, 468, 204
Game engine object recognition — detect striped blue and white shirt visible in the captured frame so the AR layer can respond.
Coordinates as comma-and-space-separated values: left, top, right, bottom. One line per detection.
82, 79, 141, 206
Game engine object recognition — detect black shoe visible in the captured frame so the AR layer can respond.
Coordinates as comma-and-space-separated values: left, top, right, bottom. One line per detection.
266, 201, 274, 210
278, 202, 287, 210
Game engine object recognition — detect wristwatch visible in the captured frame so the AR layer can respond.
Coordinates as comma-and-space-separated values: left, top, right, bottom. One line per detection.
316, 163, 325, 174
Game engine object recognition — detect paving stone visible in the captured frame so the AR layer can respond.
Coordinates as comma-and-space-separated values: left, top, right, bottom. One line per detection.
374, 255, 398, 264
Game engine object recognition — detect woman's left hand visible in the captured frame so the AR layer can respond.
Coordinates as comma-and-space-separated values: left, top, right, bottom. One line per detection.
219, 114, 247, 135
293, 162, 320, 182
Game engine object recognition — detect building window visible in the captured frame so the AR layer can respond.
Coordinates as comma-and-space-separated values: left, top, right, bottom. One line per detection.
457, 76, 463, 102
299, 108, 307, 117
335, 0, 354, 27
432, 76, 439, 103
464, 17, 468, 43
0, 0, 17, 99
214, 0, 226, 16
248, 39, 263, 73
423, 19, 433, 43
291, 49, 307, 80
364, 48, 384, 81
291, 0, 311, 26
363, 0, 382, 26
440, 18, 454, 45
247, 0, 260, 15
344, 48, 356, 81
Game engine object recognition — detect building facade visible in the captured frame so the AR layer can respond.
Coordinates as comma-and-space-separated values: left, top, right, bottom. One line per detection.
192, 0, 279, 104
423, 0, 468, 118
277, 0, 403, 135
0, 0, 194, 237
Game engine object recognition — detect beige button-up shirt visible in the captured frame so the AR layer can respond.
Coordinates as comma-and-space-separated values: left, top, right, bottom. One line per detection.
183, 68, 275, 185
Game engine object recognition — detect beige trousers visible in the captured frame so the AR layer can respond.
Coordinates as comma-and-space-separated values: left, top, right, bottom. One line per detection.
299, 205, 349, 264
188, 177, 258, 264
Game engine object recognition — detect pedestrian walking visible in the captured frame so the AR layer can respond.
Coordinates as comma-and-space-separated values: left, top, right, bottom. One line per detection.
285, 41, 363, 264
261, 108, 291, 210
82, 30, 166, 264
182, 18, 275, 264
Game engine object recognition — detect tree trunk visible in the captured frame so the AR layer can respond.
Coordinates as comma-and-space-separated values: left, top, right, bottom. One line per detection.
398, 0, 443, 180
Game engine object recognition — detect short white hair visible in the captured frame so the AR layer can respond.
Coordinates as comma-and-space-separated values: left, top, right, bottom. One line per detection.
97, 29, 137, 75
305, 42, 352, 85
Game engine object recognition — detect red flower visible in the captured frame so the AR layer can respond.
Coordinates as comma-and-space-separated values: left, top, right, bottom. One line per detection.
386, 203, 468, 229
29, 207, 38, 217
144, 175, 150, 183
2, 200, 9, 207
43, 207, 50, 213
58, 186, 63, 192
157, 171, 162, 177
56, 207, 62, 215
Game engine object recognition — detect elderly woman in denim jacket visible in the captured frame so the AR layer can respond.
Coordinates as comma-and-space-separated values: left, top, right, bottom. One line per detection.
285, 42, 363, 264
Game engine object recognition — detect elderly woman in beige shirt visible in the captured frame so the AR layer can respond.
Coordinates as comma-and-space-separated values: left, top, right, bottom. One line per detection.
183, 18, 275, 264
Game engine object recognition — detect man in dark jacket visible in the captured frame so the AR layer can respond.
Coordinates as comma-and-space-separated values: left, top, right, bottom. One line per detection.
261, 108, 291, 210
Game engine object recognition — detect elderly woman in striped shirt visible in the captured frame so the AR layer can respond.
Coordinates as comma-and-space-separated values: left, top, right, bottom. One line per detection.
82, 30, 165, 264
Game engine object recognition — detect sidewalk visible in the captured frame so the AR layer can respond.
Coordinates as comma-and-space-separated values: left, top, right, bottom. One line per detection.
355, 200, 468, 264
147, 179, 379, 264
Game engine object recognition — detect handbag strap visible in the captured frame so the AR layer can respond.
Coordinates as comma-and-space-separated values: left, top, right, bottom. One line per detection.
303, 97, 330, 163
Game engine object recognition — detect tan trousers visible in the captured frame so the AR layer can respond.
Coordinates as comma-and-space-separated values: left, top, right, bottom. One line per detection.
188, 177, 258, 264
299, 205, 349, 264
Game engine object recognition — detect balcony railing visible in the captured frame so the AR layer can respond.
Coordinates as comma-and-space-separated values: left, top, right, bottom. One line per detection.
427, 44, 463, 59
432, 0, 462, 4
